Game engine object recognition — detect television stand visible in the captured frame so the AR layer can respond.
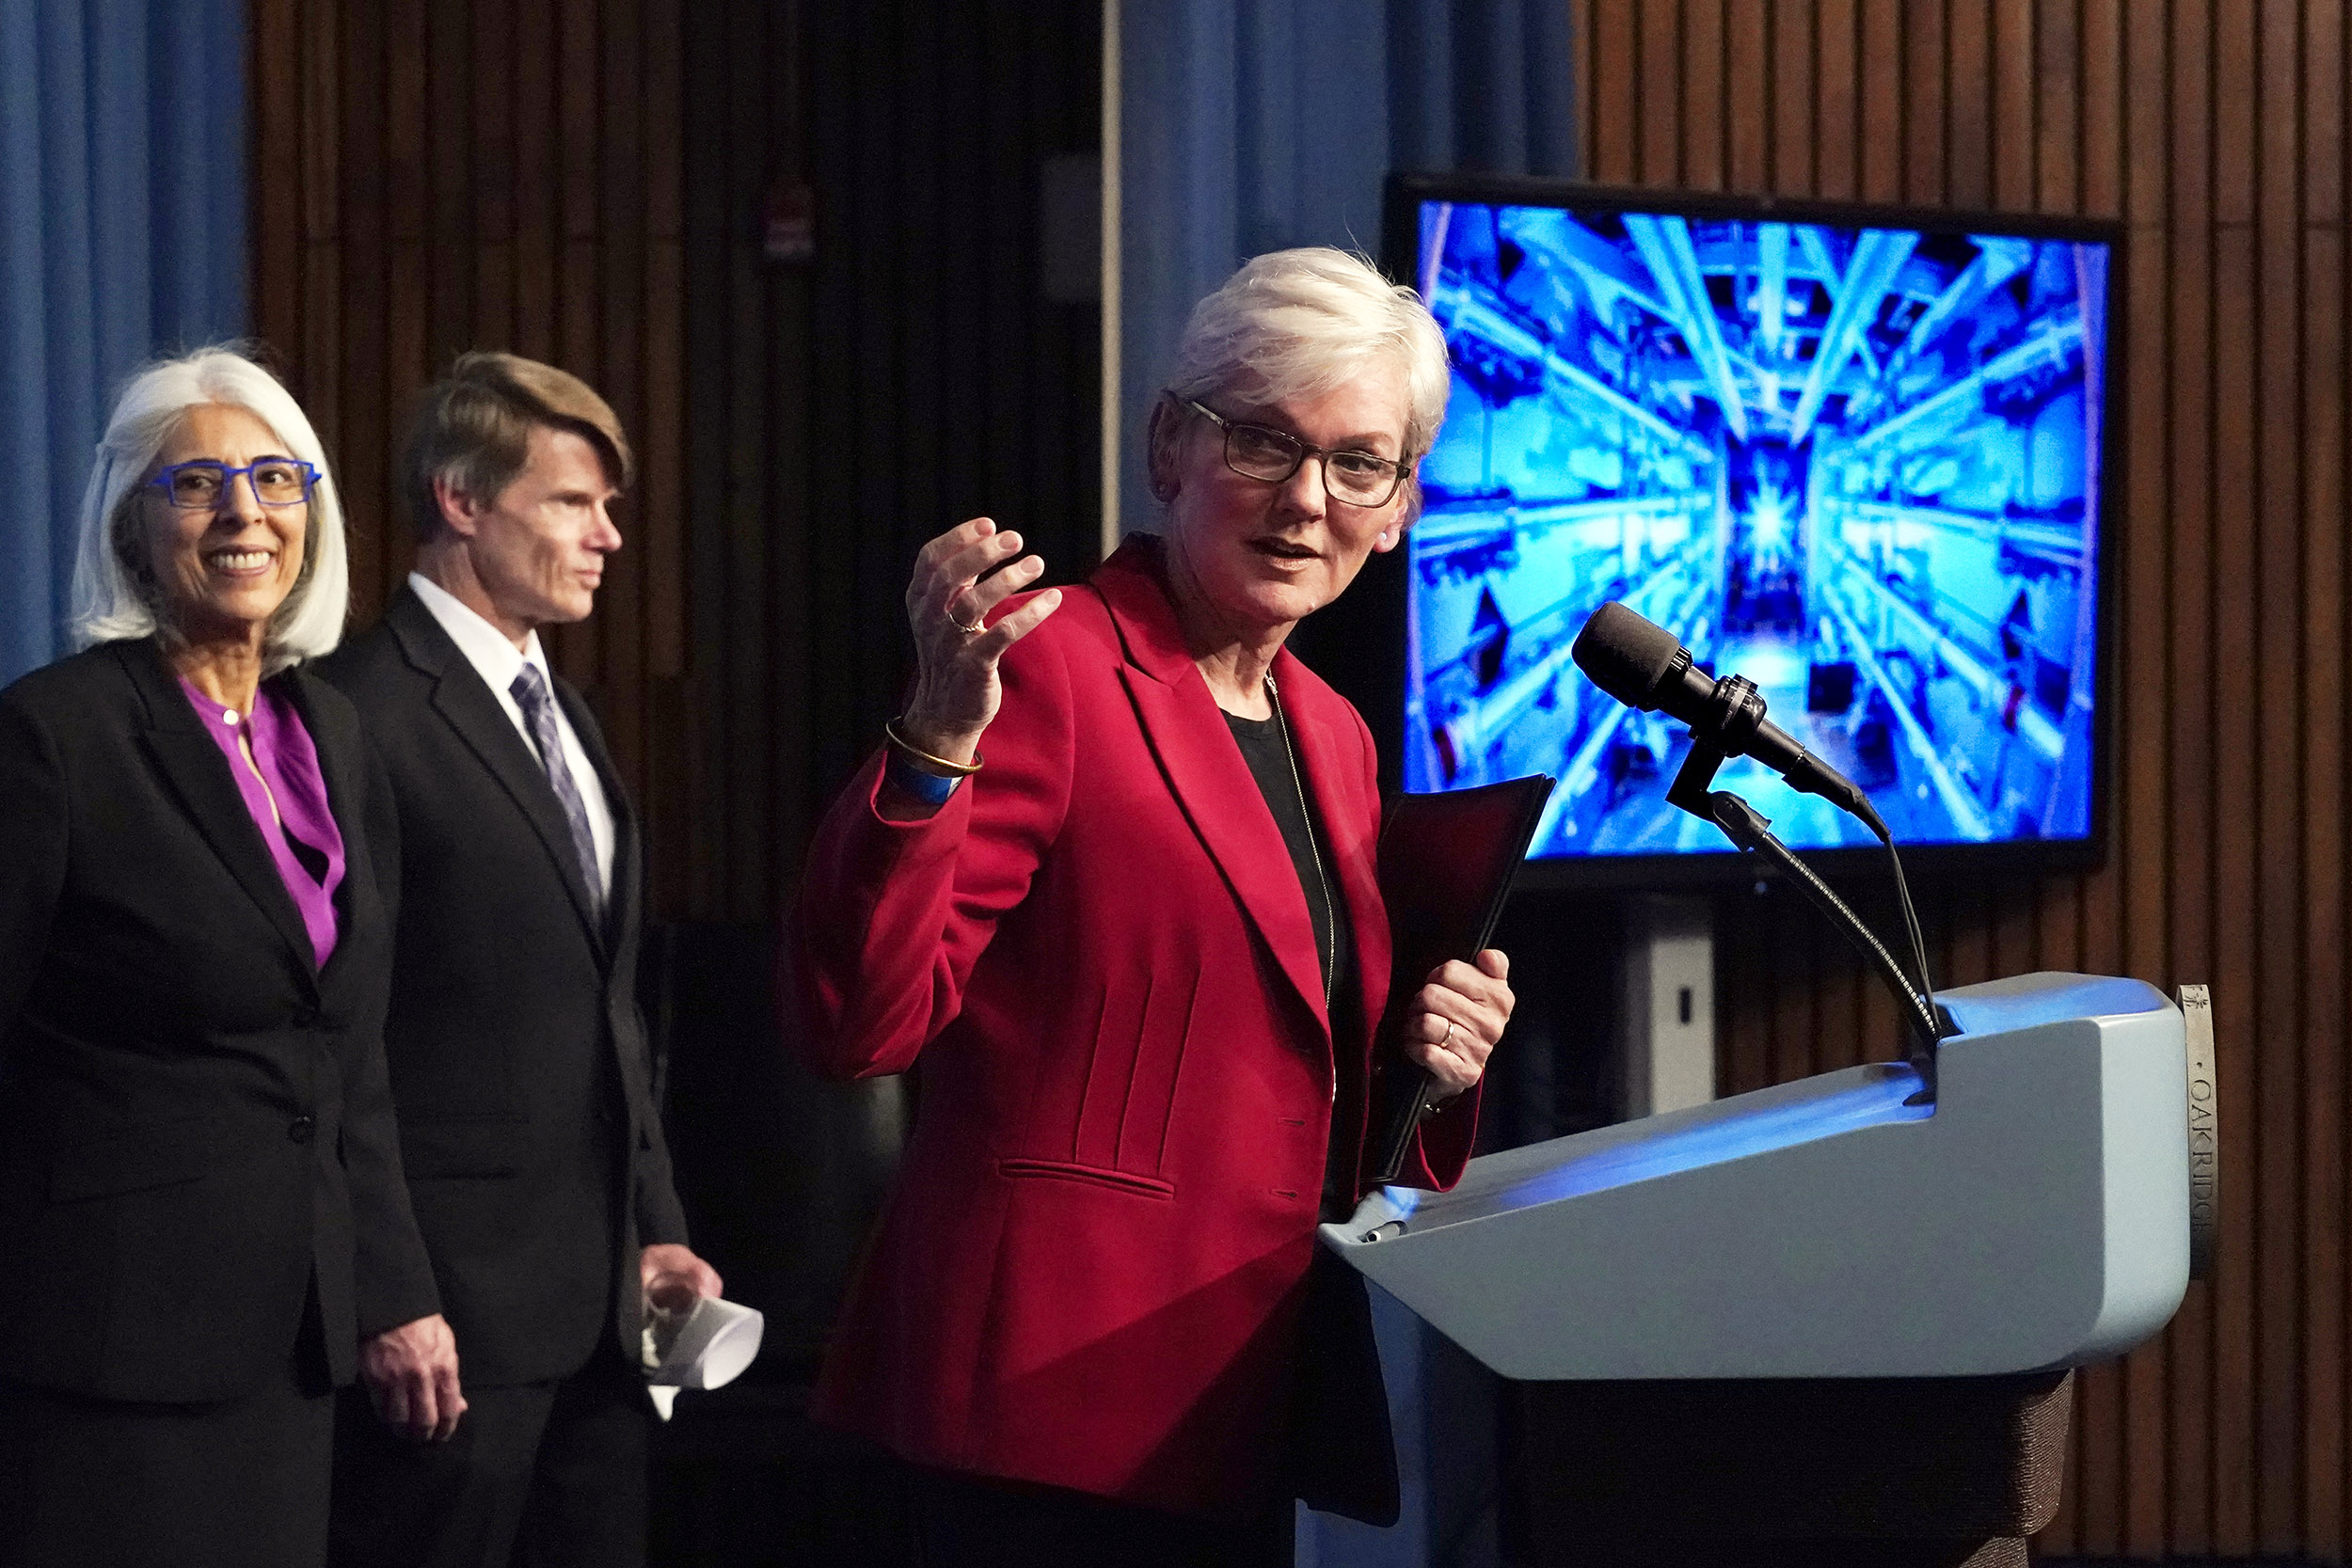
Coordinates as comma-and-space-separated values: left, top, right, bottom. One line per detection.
1614, 894, 1715, 1119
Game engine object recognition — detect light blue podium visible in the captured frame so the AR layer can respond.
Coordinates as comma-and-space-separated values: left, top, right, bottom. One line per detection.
1320, 973, 2203, 1565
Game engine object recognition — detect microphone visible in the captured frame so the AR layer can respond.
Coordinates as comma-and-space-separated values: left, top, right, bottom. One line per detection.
1569, 602, 1881, 833
1570, 600, 1951, 1081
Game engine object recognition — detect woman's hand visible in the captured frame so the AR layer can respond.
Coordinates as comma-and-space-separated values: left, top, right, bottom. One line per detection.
898, 517, 1062, 765
1403, 948, 1514, 1097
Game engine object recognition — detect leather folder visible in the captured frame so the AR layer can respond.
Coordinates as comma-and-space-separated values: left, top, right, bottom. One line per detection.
1369, 773, 1555, 1184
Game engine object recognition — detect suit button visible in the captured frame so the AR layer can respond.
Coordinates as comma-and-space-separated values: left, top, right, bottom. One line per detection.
292, 1006, 323, 1029
288, 1116, 317, 1145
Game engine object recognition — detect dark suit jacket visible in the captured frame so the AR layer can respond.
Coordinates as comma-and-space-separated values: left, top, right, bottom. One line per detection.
0, 638, 440, 1402
316, 586, 690, 1388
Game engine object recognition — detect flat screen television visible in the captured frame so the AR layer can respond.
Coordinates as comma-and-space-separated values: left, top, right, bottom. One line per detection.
1312, 173, 2119, 890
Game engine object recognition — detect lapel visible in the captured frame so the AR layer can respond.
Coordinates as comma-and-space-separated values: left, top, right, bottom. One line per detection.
278, 666, 362, 990
1273, 651, 1393, 1051
1094, 538, 1329, 1038
387, 588, 609, 960
123, 640, 321, 990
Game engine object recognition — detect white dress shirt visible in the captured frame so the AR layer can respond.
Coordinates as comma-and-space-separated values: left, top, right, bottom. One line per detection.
408, 571, 616, 900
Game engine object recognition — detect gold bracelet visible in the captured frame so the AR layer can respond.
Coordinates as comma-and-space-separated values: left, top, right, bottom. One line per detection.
883, 718, 984, 777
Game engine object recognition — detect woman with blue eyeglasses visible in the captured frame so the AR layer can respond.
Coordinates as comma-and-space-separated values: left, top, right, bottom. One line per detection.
0, 349, 451, 1567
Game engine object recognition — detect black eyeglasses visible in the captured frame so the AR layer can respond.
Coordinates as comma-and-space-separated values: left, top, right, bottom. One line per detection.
146, 458, 320, 511
1184, 400, 1412, 508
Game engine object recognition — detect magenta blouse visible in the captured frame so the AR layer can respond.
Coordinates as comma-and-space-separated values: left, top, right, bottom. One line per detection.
180, 676, 347, 967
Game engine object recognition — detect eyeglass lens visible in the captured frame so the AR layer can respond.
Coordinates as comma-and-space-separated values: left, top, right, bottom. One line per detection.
1221, 423, 1401, 506
162, 461, 313, 509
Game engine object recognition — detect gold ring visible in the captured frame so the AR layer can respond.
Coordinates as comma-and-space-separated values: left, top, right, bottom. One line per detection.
1441, 1020, 1460, 1053
945, 593, 984, 636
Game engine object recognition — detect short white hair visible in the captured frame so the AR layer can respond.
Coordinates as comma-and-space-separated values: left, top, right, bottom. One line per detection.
69, 347, 348, 670
1166, 247, 1452, 459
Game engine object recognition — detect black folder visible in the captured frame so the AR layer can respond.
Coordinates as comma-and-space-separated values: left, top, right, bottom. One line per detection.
1368, 773, 1556, 1186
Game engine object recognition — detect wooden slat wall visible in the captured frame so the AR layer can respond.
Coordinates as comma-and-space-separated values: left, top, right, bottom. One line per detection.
677, 0, 1104, 923
1569, 2, 2345, 1558
251, 0, 1099, 923
248, 0, 691, 900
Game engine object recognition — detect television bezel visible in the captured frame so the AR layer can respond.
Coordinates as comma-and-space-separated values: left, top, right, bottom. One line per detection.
1301, 170, 2123, 894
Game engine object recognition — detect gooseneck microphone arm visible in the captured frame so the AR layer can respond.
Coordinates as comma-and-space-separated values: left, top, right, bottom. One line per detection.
1578, 601, 1953, 1093
1663, 736, 1946, 1098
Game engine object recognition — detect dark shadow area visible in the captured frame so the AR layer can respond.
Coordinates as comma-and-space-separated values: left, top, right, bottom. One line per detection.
641, 921, 909, 1564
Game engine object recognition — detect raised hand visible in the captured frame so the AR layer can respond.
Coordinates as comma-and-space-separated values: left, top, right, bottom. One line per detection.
898, 517, 1062, 765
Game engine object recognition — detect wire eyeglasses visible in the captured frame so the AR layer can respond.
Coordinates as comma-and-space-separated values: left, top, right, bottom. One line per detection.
1184, 400, 1411, 508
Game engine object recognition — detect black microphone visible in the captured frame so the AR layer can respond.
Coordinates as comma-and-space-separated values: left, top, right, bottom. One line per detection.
1571, 600, 1951, 1083
1570, 602, 1881, 832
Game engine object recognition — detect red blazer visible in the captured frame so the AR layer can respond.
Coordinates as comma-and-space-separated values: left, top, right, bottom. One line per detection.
790, 535, 1478, 1514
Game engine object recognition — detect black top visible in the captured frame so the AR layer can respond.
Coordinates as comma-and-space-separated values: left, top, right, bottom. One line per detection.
1223, 707, 1362, 1222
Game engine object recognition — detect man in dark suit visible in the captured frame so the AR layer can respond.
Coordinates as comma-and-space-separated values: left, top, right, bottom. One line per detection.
320, 353, 721, 1568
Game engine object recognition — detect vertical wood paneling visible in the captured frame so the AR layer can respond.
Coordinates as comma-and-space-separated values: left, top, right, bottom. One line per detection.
1816, 0, 1857, 201
513, 0, 556, 364
1639, 0, 1682, 185
1771, 0, 1812, 192
2300, 10, 2349, 1555
2211, 5, 2261, 1553
1947, 0, 1992, 209
2118, 8, 2176, 1557
254, 0, 689, 906
2036, 0, 2078, 214
1683, 0, 1726, 189
1857, 0, 1901, 201
1725, 0, 1769, 190
1593, 4, 2351, 1557
258, 0, 1099, 929
1593, 1, 1639, 184
1902, 0, 1946, 203
1989, 0, 2033, 210
2254, 4, 2307, 1555
675, 0, 1103, 924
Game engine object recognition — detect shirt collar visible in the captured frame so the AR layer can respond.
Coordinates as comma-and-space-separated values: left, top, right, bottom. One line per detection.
407, 571, 551, 696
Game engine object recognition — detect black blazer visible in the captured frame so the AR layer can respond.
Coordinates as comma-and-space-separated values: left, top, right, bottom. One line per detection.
316, 586, 690, 1388
0, 638, 440, 1402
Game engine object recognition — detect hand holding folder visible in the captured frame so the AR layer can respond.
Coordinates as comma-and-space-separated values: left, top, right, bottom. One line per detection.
1368, 774, 1555, 1185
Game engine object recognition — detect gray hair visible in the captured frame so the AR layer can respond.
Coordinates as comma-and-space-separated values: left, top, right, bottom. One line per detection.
69, 347, 349, 670
1164, 247, 1452, 462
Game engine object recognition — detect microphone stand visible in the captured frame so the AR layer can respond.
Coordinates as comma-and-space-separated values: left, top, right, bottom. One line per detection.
1665, 737, 1949, 1102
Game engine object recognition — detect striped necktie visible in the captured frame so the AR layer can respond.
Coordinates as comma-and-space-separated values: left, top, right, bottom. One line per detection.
509, 663, 604, 910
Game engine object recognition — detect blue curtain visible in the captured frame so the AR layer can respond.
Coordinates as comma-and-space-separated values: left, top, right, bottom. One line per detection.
0, 0, 246, 686
1117, 0, 1574, 533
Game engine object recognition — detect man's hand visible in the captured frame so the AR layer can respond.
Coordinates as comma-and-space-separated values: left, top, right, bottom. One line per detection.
360, 1312, 466, 1442
641, 1243, 724, 1316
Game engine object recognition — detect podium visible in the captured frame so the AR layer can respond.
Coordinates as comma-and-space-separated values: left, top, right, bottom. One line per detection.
1322, 973, 2196, 1563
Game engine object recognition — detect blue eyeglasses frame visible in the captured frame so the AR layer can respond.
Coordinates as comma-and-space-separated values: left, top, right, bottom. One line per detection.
145, 457, 321, 511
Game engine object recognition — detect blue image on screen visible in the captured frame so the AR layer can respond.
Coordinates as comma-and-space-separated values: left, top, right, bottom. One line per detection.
1406, 201, 2107, 858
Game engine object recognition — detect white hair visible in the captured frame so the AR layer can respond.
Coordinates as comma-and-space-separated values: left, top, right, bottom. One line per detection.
1165, 247, 1452, 459
69, 347, 348, 670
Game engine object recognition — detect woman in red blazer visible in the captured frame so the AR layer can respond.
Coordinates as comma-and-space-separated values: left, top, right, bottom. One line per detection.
792, 249, 1515, 1563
